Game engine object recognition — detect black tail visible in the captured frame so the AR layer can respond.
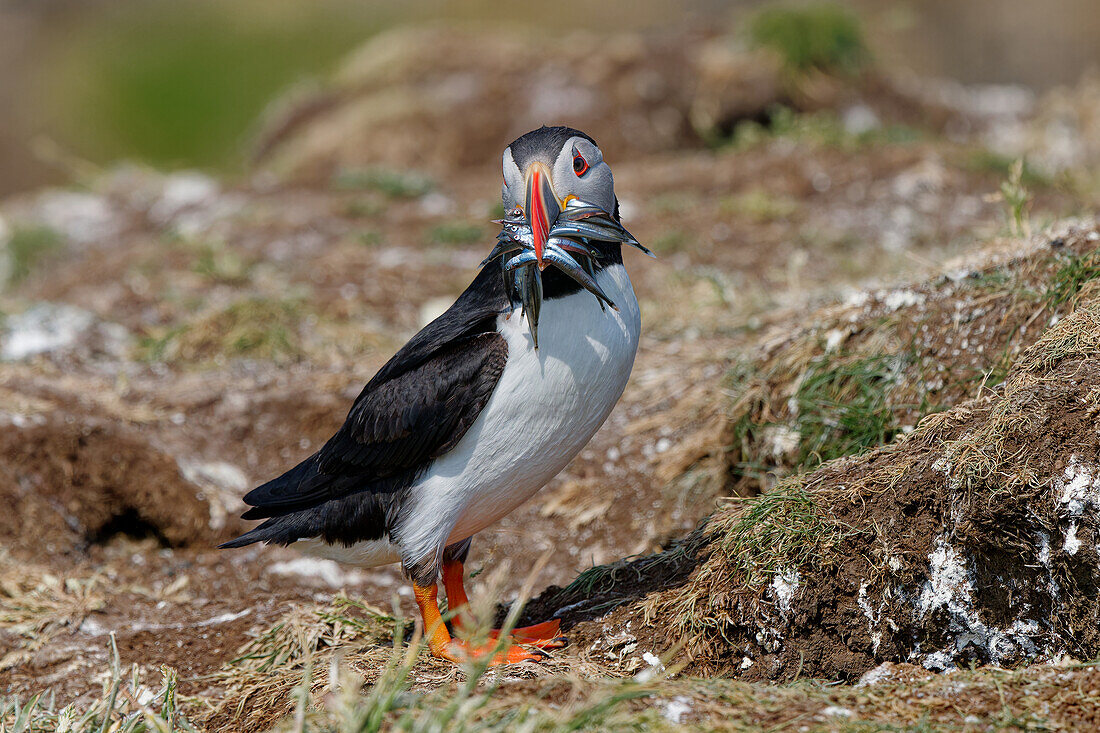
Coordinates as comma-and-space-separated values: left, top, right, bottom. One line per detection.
219, 455, 334, 549
238, 455, 329, 519
220, 454, 408, 551
218, 524, 277, 549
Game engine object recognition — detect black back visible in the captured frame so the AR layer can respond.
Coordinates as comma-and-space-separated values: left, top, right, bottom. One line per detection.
220, 262, 512, 550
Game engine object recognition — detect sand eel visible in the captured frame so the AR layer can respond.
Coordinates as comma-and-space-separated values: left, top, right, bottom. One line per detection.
222, 126, 652, 664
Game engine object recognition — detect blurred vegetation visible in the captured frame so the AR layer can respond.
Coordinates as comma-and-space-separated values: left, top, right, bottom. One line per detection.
136, 297, 307, 364
333, 168, 436, 198
4, 225, 64, 285
747, 3, 870, 75
37, 0, 381, 172
1046, 249, 1100, 310
427, 222, 485, 246
965, 149, 1051, 188
727, 105, 921, 151
720, 188, 800, 223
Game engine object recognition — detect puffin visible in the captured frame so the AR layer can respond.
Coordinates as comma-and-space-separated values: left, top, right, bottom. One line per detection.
222, 125, 651, 664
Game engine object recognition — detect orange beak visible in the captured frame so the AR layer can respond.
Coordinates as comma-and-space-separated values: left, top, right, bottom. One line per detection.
523, 162, 563, 270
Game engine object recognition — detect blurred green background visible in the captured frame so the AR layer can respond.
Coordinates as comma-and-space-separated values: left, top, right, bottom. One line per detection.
2, 0, 1099, 195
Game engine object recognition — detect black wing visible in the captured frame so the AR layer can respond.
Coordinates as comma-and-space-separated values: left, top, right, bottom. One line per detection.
223, 263, 510, 540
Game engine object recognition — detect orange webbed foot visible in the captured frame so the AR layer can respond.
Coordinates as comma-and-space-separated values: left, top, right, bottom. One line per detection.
439, 558, 567, 656
482, 619, 565, 648
436, 639, 548, 665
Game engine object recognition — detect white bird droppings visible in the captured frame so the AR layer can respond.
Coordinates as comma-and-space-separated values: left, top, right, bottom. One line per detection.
661, 696, 693, 724
1064, 522, 1081, 555
882, 289, 925, 312
1056, 457, 1100, 515
771, 569, 800, 615
267, 557, 364, 588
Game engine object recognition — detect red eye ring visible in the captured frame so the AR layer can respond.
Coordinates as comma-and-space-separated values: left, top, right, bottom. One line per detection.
572, 151, 589, 176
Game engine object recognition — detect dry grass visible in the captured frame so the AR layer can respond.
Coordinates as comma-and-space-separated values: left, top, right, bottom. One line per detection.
0, 555, 105, 670
1, 635, 197, 732
200, 595, 404, 731
163, 297, 307, 364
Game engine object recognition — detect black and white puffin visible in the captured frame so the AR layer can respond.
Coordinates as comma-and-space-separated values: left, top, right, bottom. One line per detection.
222, 125, 651, 664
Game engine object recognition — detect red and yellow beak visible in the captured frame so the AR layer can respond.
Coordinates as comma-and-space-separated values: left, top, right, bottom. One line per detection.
523, 161, 563, 270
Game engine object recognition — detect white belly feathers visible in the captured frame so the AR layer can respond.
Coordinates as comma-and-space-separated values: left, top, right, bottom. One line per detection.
297, 263, 640, 572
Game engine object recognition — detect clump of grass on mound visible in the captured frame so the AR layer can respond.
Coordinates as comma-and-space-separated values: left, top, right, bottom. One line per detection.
704, 479, 854, 587
718, 227, 1100, 496
730, 351, 904, 484
747, 3, 870, 76
136, 297, 306, 364
1045, 247, 1100, 309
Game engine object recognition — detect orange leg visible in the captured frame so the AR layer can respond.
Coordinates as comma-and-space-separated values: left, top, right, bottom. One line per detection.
440, 560, 565, 648
413, 581, 545, 664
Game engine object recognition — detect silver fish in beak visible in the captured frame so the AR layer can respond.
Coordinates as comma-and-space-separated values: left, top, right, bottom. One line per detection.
483, 174, 653, 348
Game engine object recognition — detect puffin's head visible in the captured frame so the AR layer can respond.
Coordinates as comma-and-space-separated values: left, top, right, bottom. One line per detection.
501, 125, 617, 267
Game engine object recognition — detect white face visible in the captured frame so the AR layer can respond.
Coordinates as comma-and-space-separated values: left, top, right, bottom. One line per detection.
501, 135, 616, 217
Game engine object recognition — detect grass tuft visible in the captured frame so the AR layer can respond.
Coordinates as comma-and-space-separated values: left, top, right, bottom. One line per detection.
1, 635, 198, 732
710, 478, 849, 586
136, 297, 306, 364
747, 3, 870, 75
3, 226, 64, 285
427, 222, 484, 246
333, 167, 435, 198
729, 351, 904, 486
791, 353, 901, 467
999, 158, 1032, 238
1044, 249, 1100, 310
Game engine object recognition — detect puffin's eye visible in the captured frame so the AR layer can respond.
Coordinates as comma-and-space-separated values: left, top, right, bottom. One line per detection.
572, 151, 589, 176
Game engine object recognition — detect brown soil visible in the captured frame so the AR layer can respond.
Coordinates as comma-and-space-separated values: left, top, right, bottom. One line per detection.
0, 414, 216, 559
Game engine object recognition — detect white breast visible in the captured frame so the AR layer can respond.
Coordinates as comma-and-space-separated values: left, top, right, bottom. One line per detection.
395, 263, 641, 569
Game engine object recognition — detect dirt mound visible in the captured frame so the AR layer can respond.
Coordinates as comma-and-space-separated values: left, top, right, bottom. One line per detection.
0, 413, 217, 558
531, 221, 1100, 680
703, 221, 1100, 496
250, 26, 954, 184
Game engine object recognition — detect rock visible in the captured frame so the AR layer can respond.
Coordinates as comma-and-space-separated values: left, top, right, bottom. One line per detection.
1, 302, 128, 363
